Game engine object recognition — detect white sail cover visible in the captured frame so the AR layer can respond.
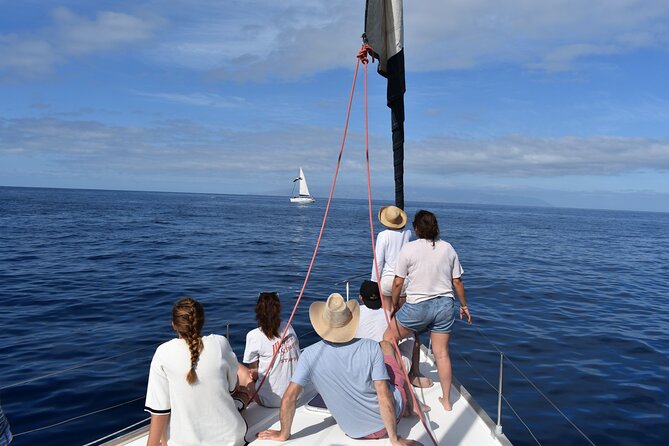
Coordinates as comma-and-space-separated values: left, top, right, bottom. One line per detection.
365, 0, 403, 76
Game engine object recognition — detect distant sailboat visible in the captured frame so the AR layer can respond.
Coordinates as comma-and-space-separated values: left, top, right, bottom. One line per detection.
290, 167, 316, 203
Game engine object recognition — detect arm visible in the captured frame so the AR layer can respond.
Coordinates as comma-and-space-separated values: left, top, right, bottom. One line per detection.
452, 277, 471, 324
247, 360, 259, 381
375, 380, 400, 443
257, 382, 302, 441
374, 381, 423, 446
146, 414, 169, 446
391, 276, 405, 313
373, 234, 386, 282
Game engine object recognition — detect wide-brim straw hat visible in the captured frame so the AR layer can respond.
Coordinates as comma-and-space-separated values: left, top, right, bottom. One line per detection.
378, 205, 407, 229
309, 293, 360, 343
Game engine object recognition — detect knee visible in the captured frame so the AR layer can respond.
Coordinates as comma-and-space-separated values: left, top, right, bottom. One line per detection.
379, 340, 394, 355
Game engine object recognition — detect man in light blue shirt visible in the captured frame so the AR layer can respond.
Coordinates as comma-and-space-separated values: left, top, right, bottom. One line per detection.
258, 293, 422, 446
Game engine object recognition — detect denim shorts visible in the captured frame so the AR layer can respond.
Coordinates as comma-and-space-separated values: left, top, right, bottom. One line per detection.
395, 296, 455, 334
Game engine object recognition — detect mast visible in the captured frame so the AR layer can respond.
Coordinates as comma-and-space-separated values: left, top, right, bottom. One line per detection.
364, 0, 406, 210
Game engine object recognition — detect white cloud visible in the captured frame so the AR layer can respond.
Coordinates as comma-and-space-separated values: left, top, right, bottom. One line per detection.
133, 91, 246, 108
2, 117, 668, 179
52, 7, 156, 56
3, 1, 669, 80
0, 7, 158, 79
410, 134, 669, 177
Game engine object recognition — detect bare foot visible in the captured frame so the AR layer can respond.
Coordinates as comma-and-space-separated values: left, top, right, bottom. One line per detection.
406, 399, 431, 417
410, 375, 434, 388
438, 396, 453, 411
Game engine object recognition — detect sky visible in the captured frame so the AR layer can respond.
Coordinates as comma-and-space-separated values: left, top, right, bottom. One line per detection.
1, 0, 668, 212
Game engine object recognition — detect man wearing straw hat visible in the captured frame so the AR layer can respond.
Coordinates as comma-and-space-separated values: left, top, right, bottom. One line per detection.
258, 293, 423, 446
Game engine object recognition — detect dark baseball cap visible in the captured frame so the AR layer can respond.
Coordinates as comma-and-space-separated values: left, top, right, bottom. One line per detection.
359, 280, 382, 310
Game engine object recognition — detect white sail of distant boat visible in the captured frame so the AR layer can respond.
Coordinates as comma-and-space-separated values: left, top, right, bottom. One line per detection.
290, 167, 316, 203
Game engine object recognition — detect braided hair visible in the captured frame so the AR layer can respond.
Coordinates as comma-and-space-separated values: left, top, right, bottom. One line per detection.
172, 297, 205, 384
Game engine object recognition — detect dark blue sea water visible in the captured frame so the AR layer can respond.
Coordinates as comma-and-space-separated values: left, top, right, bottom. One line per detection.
1, 186, 667, 446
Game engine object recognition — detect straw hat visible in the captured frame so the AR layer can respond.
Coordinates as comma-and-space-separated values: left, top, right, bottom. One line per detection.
309, 293, 360, 343
378, 205, 407, 229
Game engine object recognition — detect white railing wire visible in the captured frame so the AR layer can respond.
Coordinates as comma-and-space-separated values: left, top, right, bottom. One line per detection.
82, 416, 150, 446
12, 396, 144, 438
460, 320, 596, 446
0, 347, 150, 391
455, 349, 542, 445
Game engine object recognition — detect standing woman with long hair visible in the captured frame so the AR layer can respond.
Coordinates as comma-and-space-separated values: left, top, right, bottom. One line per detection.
243, 292, 300, 407
383, 210, 472, 411
144, 297, 247, 446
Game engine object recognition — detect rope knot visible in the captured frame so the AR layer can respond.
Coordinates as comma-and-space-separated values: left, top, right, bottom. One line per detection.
357, 44, 374, 65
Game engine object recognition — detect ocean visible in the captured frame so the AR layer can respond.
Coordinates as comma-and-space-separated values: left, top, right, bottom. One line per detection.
0, 186, 667, 445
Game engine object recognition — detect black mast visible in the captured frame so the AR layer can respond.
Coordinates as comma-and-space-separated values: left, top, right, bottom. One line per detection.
364, 0, 406, 210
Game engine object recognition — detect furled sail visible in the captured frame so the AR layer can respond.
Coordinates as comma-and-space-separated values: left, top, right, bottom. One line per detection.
364, 0, 406, 210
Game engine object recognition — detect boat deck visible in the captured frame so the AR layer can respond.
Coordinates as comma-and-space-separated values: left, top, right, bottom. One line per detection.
105, 348, 512, 445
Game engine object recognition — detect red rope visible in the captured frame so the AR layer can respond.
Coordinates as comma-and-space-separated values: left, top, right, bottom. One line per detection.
249, 44, 438, 446
248, 53, 362, 404
362, 49, 439, 446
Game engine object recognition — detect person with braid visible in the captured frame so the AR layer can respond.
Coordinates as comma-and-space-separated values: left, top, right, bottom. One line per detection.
243, 292, 300, 407
144, 297, 249, 446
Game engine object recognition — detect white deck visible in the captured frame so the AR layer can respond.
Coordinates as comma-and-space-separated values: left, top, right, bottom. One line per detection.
104, 348, 512, 446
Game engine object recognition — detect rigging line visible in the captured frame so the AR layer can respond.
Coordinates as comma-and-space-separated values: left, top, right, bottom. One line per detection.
333, 270, 370, 285
455, 351, 542, 446
361, 44, 438, 446
503, 355, 596, 446
459, 321, 596, 446
0, 346, 151, 391
12, 396, 144, 437
81, 417, 150, 446
2, 320, 242, 391
248, 50, 362, 403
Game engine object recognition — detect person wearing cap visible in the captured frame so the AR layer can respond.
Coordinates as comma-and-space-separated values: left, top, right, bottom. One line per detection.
372, 206, 412, 300
384, 210, 472, 412
356, 280, 422, 384
258, 293, 423, 446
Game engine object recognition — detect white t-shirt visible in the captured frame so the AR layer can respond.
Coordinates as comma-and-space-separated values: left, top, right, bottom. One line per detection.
356, 305, 414, 372
395, 238, 464, 304
144, 334, 246, 446
243, 322, 300, 407
371, 228, 412, 282
356, 305, 390, 342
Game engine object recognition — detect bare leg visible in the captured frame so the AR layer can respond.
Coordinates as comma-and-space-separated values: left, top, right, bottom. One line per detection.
233, 364, 255, 409
383, 315, 413, 344
379, 341, 431, 415
408, 333, 433, 388
430, 331, 453, 411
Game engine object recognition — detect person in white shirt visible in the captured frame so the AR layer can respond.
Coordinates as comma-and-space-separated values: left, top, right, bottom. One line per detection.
371, 206, 411, 299
243, 292, 300, 407
144, 297, 251, 446
384, 210, 472, 412
356, 280, 431, 388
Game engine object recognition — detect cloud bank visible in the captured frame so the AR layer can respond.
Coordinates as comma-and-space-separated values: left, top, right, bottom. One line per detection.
3, 1, 669, 80
2, 116, 667, 179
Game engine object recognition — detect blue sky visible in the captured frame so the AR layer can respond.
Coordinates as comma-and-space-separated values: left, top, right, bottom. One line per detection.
1, 0, 668, 212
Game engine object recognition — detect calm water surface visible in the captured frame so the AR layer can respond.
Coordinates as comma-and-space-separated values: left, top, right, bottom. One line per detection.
0, 187, 667, 445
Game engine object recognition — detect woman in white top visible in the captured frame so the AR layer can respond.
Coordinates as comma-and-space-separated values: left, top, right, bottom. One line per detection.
371, 205, 412, 298
144, 297, 249, 446
383, 210, 472, 411
243, 292, 300, 407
